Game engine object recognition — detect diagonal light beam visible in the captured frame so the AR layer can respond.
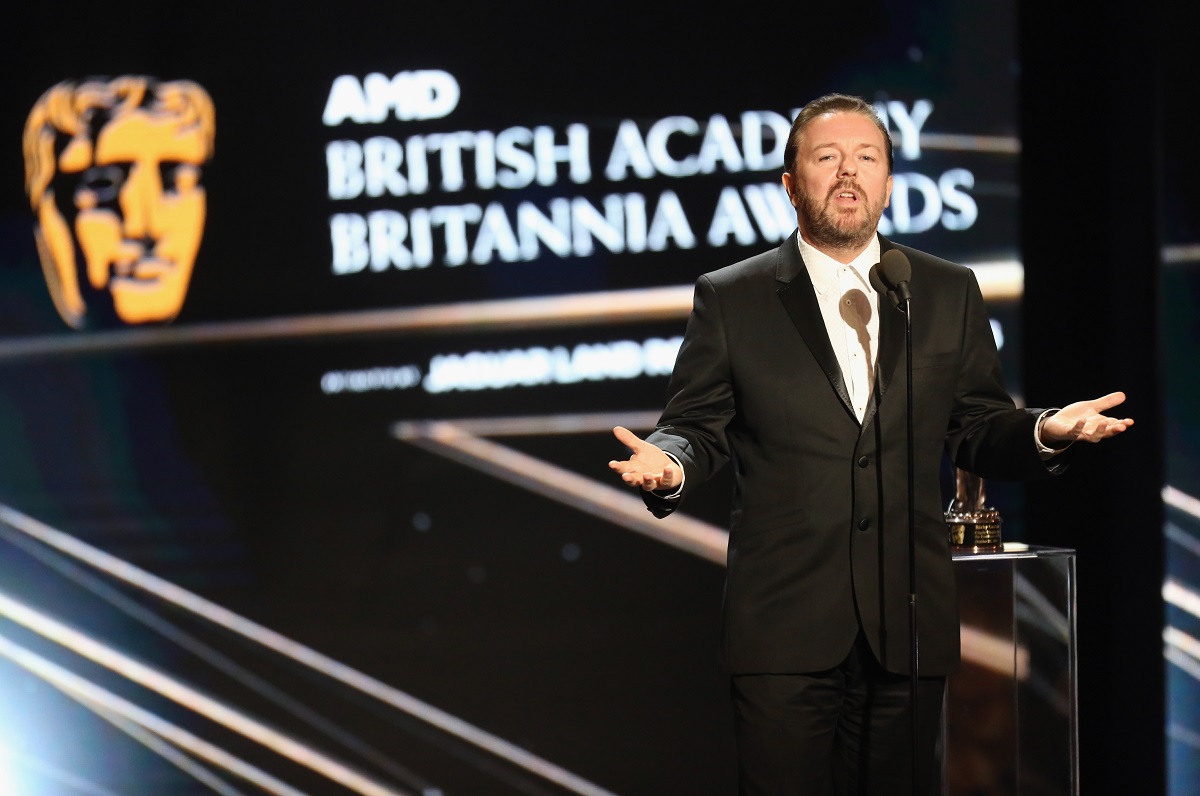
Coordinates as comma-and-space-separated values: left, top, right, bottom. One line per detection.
1164, 484, 1200, 522
0, 590, 412, 796
0, 263, 1023, 363
1165, 578, 1200, 621
392, 419, 729, 564
0, 521, 439, 794
74, 700, 249, 796
1165, 629, 1200, 683
0, 631, 308, 796
0, 502, 618, 796
0, 285, 694, 362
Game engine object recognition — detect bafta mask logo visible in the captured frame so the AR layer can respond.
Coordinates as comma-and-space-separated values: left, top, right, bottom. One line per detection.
23, 77, 215, 328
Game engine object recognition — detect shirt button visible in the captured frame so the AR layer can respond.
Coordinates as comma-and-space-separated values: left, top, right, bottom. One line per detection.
857, 456, 870, 468
858, 518, 871, 531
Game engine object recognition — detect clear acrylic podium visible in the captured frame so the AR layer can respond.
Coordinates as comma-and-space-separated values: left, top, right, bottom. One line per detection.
945, 544, 1078, 795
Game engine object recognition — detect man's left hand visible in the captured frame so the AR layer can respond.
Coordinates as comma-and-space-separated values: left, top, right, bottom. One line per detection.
1041, 391, 1134, 444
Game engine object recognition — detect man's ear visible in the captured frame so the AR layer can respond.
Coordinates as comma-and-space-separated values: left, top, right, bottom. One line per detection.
781, 171, 797, 208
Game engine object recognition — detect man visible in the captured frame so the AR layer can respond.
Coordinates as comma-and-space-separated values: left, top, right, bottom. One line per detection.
23, 77, 215, 328
608, 94, 1131, 795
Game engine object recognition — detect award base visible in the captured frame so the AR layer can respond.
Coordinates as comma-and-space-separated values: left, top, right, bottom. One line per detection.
946, 468, 1002, 554
946, 508, 1003, 554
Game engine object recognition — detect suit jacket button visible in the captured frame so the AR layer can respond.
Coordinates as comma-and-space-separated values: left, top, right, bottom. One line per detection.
858, 518, 871, 531
857, 456, 870, 468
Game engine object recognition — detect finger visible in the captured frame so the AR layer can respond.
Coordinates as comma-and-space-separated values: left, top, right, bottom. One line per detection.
1083, 416, 1130, 441
621, 471, 645, 486
1098, 418, 1134, 438
1086, 418, 1112, 440
1070, 417, 1088, 438
1088, 391, 1127, 412
661, 464, 678, 489
612, 425, 643, 450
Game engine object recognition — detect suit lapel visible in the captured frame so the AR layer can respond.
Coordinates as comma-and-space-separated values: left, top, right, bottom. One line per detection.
775, 231, 855, 418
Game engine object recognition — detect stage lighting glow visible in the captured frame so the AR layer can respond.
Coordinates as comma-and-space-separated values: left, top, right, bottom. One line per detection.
0, 743, 14, 796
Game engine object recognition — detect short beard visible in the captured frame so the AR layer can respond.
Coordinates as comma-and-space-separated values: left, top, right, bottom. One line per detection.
795, 180, 883, 255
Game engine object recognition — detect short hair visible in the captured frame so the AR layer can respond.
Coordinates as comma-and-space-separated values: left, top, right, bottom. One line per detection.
783, 93, 893, 176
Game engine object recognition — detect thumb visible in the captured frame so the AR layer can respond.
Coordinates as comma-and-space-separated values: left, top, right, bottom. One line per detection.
1090, 391, 1127, 412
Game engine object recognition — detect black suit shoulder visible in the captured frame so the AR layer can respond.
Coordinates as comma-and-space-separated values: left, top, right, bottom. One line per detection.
882, 237, 980, 302
884, 238, 970, 277
699, 245, 781, 292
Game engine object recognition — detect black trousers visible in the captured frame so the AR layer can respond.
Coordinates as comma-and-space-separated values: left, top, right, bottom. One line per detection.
731, 632, 945, 796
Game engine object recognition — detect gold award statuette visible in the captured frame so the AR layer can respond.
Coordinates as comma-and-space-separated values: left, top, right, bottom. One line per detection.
945, 468, 1003, 553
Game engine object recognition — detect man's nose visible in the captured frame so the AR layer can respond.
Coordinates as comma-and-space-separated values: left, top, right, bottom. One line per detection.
838, 156, 857, 177
119, 162, 164, 241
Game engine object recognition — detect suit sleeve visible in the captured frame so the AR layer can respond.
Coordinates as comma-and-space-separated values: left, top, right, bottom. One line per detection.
643, 275, 736, 517
945, 269, 1063, 480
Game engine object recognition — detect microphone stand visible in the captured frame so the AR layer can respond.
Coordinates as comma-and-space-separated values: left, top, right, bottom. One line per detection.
901, 292, 918, 796
871, 259, 919, 795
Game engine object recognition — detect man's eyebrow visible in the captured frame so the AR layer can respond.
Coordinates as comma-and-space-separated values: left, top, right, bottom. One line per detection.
810, 141, 882, 150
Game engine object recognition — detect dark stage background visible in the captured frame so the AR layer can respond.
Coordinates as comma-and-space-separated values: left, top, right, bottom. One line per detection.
0, 1, 1185, 794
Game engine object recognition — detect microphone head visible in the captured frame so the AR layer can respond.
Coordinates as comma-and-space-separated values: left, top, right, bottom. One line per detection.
868, 264, 889, 296
869, 263, 901, 308
878, 249, 912, 289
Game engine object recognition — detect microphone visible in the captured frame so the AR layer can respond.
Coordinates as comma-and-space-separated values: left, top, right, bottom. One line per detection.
869, 263, 899, 308
876, 249, 913, 305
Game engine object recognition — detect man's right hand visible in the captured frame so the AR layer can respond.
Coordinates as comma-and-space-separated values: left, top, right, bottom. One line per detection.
608, 426, 680, 492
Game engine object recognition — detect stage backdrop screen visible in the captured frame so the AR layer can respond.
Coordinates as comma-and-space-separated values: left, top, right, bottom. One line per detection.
0, 4, 1026, 794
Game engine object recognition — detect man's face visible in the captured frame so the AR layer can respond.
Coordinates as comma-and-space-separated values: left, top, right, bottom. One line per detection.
782, 111, 892, 259
32, 87, 210, 327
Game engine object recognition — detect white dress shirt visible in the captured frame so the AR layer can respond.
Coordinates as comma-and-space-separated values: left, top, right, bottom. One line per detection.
796, 234, 881, 422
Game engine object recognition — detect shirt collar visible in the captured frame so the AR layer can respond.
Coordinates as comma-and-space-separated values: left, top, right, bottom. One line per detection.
796, 234, 881, 298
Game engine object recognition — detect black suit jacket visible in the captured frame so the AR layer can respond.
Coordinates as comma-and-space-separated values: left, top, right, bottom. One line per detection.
645, 231, 1060, 676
